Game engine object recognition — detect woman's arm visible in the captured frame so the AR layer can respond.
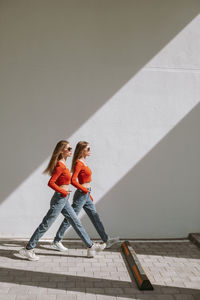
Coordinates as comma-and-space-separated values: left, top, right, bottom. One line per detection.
71, 162, 88, 193
48, 164, 68, 197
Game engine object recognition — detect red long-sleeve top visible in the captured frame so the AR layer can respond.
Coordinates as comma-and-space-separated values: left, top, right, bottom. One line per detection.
48, 161, 71, 197
71, 160, 92, 194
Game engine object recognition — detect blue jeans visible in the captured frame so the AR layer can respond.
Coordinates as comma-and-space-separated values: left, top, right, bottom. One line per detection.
26, 192, 93, 249
54, 188, 108, 243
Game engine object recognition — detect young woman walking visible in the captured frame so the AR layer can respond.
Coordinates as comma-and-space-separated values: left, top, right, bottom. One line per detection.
52, 141, 119, 248
19, 140, 105, 261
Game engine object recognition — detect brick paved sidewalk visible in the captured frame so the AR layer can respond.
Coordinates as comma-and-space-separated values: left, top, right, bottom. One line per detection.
0, 239, 200, 300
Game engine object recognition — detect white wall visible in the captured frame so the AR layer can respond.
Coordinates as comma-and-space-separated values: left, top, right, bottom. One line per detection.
0, 0, 200, 239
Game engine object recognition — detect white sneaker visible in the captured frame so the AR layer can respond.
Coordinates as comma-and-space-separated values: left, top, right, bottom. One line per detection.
19, 247, 39, 261
51, 241, 68, 252
94, 242, 106, 252
106, 237, 120, 249
87, 242, 106, 258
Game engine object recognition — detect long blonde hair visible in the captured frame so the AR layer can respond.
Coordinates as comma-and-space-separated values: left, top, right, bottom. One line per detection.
43, 140, 69, 176
71, 141, 88, 173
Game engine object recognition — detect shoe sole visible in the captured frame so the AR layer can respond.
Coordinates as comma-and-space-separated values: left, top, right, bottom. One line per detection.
105, 240, 120, 249
19, 250, 39, 261
50, 245, 68, 252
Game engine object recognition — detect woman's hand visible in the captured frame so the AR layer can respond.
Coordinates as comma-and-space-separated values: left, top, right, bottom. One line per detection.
83, 189, 89, 194
61, 190, 68, 197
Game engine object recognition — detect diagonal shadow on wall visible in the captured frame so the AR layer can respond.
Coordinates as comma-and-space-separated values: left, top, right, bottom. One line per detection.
0, 0, 200, 204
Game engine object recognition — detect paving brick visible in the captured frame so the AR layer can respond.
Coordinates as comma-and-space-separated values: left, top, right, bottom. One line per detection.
174, 295, 195, 300
47, 288, 67, 295
96, 296, 116, 300
57, 282, 76, 289
36, 296, 56, 300
77, 294, 97, 300
16, 296, 37, 300
154, 296, 176, 300
184, 282, 200, 289
0, 295, 16, 300
160, 287, 180, 294
56, 295, 77, 300
136, 295, 173, 300
86, 288, 105, 294
75, 281, 94, 288
0, 287, 9, 293
122, 287, 140, 294
104, 288, 124, 295
66, 288, 86, 294
8, 286, 29, 294
135, 295, 157, 300
32, 287, 49, 294
117, 297, 137, 300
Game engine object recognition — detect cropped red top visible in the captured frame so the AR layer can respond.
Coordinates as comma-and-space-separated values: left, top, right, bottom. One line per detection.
71, 160, 92, 194
48, 161, 71, 197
